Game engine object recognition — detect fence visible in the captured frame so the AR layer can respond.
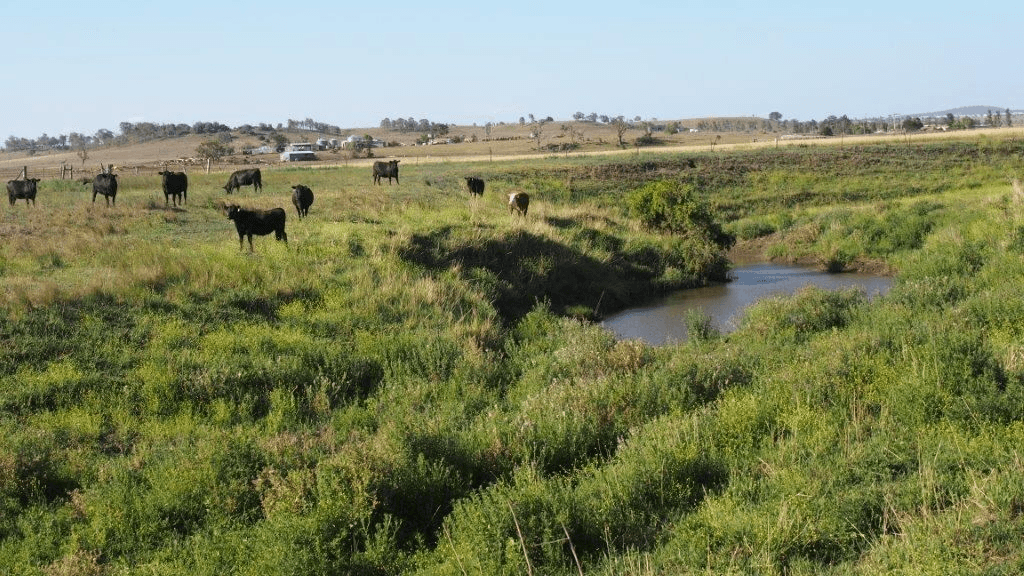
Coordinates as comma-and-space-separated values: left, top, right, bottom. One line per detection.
0, 160, 229, 183
0, 156, 392, 183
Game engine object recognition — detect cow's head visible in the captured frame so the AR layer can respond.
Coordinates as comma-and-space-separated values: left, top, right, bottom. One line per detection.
225, 204, 241, 219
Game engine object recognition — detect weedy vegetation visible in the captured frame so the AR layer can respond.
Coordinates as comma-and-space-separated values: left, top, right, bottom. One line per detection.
2, 135, 1024, 574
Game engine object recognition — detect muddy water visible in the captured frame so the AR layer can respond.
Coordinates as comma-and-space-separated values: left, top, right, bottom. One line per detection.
602, 263, 893, 345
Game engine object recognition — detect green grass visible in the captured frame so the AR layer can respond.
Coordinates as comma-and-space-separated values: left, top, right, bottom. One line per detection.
2, 136, 1024, 574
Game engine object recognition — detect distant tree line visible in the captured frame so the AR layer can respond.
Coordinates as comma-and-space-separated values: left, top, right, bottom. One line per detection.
4, 109, 1018, 153
572, 112, 627, 124
379, 117, 450, 136
4, 120, 234, 153
286, 118, 343, 134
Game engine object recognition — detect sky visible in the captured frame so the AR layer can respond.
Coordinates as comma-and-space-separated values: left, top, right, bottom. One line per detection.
3, 0, 1021, 143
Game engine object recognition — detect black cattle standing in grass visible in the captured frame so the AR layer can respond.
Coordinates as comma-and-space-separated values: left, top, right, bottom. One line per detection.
92, 173, 118, 206
465, 176, 485, 197
508, 192, 529, 217
372, 160, 400, 185
291, 184, 314, 218
226, 204, 287, 251
223, 168, 262, 194
158, 170, 188, 206
7, 178, 40, 206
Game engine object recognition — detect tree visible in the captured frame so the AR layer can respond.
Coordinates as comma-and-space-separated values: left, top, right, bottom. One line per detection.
195, 140, 234, 161
94, 128, 114, 144
531, 119, 547, 149
573, 111, 585, 121
611, 117, 630, 147
1007, 108, 1013, 127
769, 111, 783, 122
271, 133, 289, 149
901, 117, 924, 132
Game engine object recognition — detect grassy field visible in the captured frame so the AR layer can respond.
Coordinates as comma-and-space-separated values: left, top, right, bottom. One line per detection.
2, 133, 1024, 574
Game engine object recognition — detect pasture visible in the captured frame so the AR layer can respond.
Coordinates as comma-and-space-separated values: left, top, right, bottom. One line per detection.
3, 135, 1024, 574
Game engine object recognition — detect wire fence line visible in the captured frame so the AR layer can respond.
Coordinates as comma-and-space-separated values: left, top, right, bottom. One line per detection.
0, 156, 392, 183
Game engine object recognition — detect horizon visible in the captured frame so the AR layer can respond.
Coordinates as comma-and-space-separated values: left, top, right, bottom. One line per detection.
4, 1, 1021, 143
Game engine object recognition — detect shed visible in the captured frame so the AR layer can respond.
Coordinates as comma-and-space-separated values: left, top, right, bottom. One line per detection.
280, 143, 317, 161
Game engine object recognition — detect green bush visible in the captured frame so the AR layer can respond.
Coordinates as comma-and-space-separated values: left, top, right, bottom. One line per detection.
627, 180, 735, 250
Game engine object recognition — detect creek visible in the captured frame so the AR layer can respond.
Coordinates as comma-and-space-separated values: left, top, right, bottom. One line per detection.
602, 263, 893, 345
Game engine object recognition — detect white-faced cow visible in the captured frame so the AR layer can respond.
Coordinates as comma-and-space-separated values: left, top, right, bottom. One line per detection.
508, 192, 530, 217
465, 176, 485, 197
92, 173, 118, 206
372, 160, 400, 185
223, 168, 262, 194
7, 178, 40, 206
158, 171, 188, 206
226, 204, 287, 251
291, 184, 314, 218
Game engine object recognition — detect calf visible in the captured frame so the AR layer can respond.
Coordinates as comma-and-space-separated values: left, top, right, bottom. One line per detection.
226, 204, 287, 251
465, 176, 485, 197
7, 178, 40, 206
508, 192, 530, 217
223, 168, 262, 194
291, 184, 314, 218
372, 160, 400, 185
158, 171, 188, 206
92, 173, 118, 206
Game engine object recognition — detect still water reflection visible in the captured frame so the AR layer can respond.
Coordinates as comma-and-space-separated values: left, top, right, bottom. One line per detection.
602, 263, 893, 345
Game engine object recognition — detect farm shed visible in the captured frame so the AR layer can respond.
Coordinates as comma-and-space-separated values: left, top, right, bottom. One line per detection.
280, 143, 317, 162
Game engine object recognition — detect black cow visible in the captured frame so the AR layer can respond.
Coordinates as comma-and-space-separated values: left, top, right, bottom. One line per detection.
372, 160, 400, 185
226, 205, 287, 251
7, 178, 40, 206
92, 173, 118, 206
508, 192, 530, 217
158, 171, 188, 206
291, 184, 314, 218
465, 176, 485, 197
223, 168, 262, 194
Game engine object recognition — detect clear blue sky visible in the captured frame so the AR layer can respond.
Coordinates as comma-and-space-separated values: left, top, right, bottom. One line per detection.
3, 0, 1020, 142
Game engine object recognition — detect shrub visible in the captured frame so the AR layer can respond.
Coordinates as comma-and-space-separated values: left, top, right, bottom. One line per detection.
627, 180, 735, 250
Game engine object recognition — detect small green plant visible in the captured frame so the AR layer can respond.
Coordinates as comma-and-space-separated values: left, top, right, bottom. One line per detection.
684, 308, 719, 343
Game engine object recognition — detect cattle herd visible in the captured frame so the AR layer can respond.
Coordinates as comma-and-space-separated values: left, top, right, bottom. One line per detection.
5, 162, 529, 252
